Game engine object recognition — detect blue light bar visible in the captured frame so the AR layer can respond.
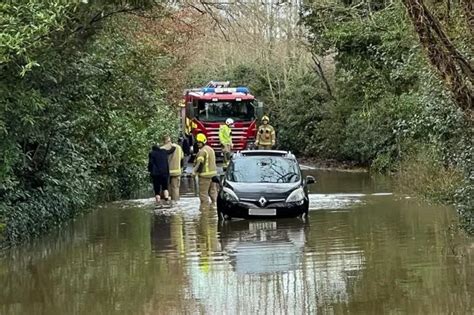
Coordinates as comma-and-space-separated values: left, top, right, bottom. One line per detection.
236, 87, 249, 93
201, 86, 250, 94
202, 87, 215, 93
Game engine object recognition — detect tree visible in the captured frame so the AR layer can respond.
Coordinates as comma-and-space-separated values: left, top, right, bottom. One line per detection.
401, 0, 473, 118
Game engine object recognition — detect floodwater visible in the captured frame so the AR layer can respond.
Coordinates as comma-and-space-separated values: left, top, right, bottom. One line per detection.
1, 169, 473, 314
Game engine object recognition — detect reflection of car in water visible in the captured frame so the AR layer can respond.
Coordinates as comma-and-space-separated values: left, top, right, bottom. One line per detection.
218, 219, 308, 274
214, 150, 315, 220
187, 216, 364, 313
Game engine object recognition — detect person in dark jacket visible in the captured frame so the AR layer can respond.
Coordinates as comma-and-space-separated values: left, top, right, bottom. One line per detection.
148, 144, 176, 207
178, 131, 191, 156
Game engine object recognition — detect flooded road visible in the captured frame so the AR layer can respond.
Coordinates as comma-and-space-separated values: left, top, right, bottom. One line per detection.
1, 170, 472, 314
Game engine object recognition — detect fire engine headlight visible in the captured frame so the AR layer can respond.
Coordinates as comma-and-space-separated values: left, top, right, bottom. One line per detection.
286, 188, 305, 203
222, 187, 239, 202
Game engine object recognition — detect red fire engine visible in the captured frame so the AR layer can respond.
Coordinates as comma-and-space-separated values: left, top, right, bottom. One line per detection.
181, 81, 263, 157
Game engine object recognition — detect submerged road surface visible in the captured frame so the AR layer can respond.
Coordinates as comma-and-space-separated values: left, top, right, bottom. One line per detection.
1, 170, 472, 314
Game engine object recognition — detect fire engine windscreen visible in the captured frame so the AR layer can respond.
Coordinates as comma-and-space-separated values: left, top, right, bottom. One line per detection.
197, 100, 255, 122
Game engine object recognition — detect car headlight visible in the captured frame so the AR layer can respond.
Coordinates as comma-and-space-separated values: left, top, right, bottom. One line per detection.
222, 187, 239, 202
286, 187, 305, 203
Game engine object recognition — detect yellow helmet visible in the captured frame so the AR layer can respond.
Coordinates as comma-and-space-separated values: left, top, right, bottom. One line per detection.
196, 133, 207, 143
261, 115, 270, 122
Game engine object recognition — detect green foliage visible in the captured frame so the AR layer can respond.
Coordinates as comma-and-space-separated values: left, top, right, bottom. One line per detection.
0, 1, 73, 67
310, 4, 421, 165
0, 3, 177, 244
300, 0, 472, 231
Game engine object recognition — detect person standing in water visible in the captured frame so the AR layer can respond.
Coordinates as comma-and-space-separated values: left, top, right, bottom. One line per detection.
148, 144, 175, 208
161, 135, 184, 203
192, 133, 218, 209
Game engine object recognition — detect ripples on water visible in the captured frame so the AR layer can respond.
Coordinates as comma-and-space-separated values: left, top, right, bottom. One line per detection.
0, 170, 472, 315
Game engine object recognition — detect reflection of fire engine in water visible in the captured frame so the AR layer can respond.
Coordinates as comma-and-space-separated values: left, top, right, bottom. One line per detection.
181, 81, 263, 158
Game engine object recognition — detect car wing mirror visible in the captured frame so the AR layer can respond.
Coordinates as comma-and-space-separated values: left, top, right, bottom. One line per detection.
306, 175, 316, 185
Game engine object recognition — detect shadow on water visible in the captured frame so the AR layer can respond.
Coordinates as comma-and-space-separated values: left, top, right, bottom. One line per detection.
0, 170, 473, 314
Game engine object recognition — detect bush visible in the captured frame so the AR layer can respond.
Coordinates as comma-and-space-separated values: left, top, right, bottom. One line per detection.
0, 8, 178, 245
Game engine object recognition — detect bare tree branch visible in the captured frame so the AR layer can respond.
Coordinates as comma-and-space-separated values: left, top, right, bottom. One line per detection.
402, 0, 473, 118
312, 54, 335, 100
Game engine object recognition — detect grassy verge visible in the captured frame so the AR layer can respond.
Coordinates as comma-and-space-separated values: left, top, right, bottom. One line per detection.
395, 150, 472, 234
395, 152, 464, 203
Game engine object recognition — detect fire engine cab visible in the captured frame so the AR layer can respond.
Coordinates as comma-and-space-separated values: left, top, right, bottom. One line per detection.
182, 81, 263, 157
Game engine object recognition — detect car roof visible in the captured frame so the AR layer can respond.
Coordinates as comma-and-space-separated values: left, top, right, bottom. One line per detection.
233, 150, 296, 159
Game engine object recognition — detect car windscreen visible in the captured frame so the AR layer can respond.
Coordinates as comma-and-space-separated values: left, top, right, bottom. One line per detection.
226, 156, 300, 183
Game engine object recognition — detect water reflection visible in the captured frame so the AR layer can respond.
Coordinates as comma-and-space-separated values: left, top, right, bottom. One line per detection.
219, 219, 307, 274
0, 171, 472, 315
184, 218, 367, 314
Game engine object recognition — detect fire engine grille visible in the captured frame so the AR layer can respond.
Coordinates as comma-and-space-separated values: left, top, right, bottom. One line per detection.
204, 125, 253, 152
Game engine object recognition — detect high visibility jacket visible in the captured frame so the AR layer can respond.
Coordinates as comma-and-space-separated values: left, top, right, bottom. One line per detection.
219, 124, 232, 145
256, 124, 276, 146
162, 143, 184, 176
194, 145, 217, 178
185, 117, 197, 136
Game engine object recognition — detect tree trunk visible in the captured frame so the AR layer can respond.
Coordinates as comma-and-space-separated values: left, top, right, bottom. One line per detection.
401, 0, 473, 118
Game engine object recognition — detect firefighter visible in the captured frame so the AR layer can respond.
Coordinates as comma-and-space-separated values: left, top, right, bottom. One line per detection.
219, 118, 234, 169
255, 115, 276, 149
185, 117, 197, 163
161, 135, 184, 203
192, 133, 218, 208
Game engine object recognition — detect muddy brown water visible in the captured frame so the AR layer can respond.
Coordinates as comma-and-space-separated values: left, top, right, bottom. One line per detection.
1, 170, 472, 314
